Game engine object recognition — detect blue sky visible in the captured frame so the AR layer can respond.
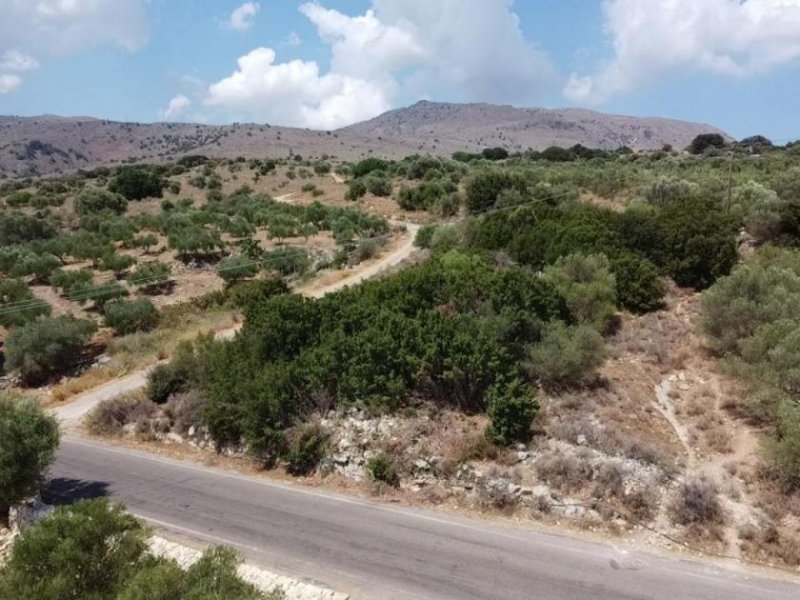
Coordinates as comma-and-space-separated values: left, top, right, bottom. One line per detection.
0, 1, 799, 140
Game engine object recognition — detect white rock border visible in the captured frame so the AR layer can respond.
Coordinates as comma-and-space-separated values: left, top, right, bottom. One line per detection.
149, 536, 348, 600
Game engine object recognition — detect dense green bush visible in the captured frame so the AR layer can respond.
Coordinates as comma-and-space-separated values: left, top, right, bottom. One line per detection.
543, 254, 617, 331
0, 396, 59, 523
526, 322, 607, 386
109, 166, 166, 201
74, 188, 128, 216
0, 279, 51, 328
485, 379, 539, 445
284, 422, 329, 476
465, 169, 527, 213
367, 453, 399, 486
610, 254, 666, 313
104, 298, 159, 334
5, 316, 97, 385
218, 254, 258, 284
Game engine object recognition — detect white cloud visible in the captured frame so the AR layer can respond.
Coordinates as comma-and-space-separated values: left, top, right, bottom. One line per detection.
206, 48, 392, 129
0, 0, 148, 93
205, 0, 557, 128
0, 50, 40, 72
566, 0, 800, 104
282, 31, 302, 47
228, 2, 260, 31
161, 95, 192, 120
0, 74, 22, 94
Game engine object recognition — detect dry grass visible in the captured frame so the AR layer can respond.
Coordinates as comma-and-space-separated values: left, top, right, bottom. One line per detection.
671, 477, 724, 527
85, 391, 156, 436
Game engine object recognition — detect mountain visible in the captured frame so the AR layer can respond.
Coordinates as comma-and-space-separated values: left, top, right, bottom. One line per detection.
0, 102, 728, 178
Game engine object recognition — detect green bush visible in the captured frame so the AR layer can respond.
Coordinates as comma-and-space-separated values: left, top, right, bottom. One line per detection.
284, 422, 329, 476
543, 253, 617, 331
344, 180, 367, 202
414, 224, 437, 248
5, 316, 97, 385
109, 166, 166, 201
611, 254, 666, 313
74, 188, 128, 216
767, 402, 800, 489
104, 298, 159, 334
218, 254, 258, 284
0, 395, 59, 523
0, 279, 51, 328
526, 322, 607, 386
367, 453, 399, 486
0, 499, 148, 599
485, 379, 539, 446
365, 175, 392, 197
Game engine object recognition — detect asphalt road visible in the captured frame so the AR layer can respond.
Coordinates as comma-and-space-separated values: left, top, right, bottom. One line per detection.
50, 438, 800, 600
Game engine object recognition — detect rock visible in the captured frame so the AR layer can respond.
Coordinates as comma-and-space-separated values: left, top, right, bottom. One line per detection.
9, 499, 54, 533
96, 354, 111, 366
531, 485, 551, 498
678, 371, 686, 382
515, 443, 527, 451
414, 458, 431, 472
188, 425, 196, 437
508, 484, 522, 495
576, 434, 588, 446
520, 487, 533, 496
514, 451, 529, 463
563, 505, 585, 518
166, 432, 184, 444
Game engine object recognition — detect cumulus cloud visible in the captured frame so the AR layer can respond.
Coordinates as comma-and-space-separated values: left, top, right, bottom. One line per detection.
161, 95, 192, 120
0, 50, 40, 72
0, 0, 148, 93
206, 48, 392, 129
228, 2, 260, 31
204, 0, 557, 128
0, 74, 22, 94
566, 0, 800, 104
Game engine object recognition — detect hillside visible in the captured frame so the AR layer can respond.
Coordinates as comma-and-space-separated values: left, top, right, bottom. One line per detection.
0, 101, 728, 178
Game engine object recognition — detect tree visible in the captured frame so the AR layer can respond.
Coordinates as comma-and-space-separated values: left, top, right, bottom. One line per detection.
0, 499, 149, 599
73, 188, 128, 216
218, 254, 258, 284
486, 379, 539, 445
688, 133, 726, 155
0, 279, 51, 328
482, 147, 509, 161
344, 179, 367, 202
610, 254, 666, 313
465, 169, 527, 214
0, 396, 59, 524
104, 298, 159, 334
5, 316, 97, 385
109, 166, 166, 201
526, 322, 607, 386
543, 253, 617, 331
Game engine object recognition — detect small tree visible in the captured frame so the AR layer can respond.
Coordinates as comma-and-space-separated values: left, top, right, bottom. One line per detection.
0, 279, 51, 328
0, 395, 59, 524
486, 379, 539, 446
73, 188, 128, 216
109, 166, 166, 201
5, 316, 97, 385
104, 298, 159, 334
218, 254, 258, 284
543, 253, 617, 331
527, 322, 607, 387
0, 499, 149, 599
688, 133, 726, 155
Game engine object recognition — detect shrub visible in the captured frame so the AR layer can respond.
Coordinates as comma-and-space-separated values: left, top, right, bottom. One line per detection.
0, 279, 51, 328
85, 393, 157, 436
0, 396, 59, 523
352, 157, 389, 178
365, 175, 392, 197
109, 166, 166, 200
284, 422, 329, 476
74, 188, 128, 215
5, 316, 97, 385
367, 453, 399, 487
688, 133, 727, 155
485, 379, 539, 445
344, 179, 367, 202
414, 223, 437, 248
104, 298, 159, 334
526, 322, 607, 386
610, 254, 665, 313
0, 499, 149, 599
767, 402, 800, 489
146, 341, 203, 404
226, 277, 290, 310
543, 253, 617, 331
164, 391, 206, 435
672, 478, 723, 525
218, 254, 258, 284
129, 261, 171, 289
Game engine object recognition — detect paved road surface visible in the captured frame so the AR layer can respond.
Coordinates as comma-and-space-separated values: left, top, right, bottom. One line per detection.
50, 438, 799, 600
